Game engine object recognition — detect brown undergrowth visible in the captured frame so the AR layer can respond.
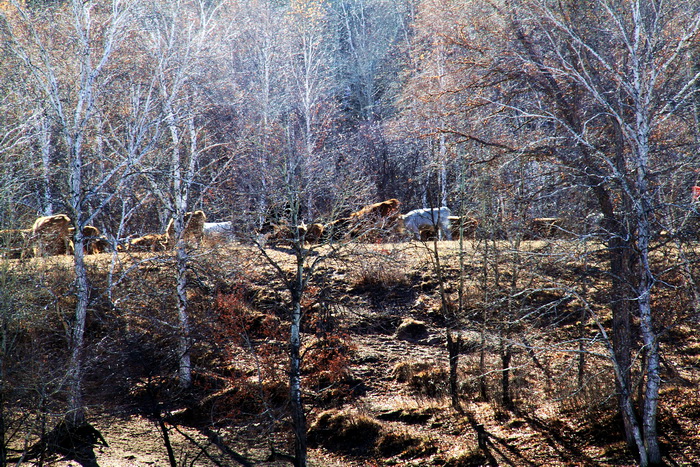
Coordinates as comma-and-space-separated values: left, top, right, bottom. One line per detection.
2, 240, 699, 466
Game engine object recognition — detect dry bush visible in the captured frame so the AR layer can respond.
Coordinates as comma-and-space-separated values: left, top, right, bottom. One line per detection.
307, 409, 382, 454
216, 290, 281, 341
304, 335, 360, 406
393, 361, 449, 397
409, 367, 449, 398
348, 254, 409, 293
376, 407, 436, 424
223, 378, 288, 418
395, 317, 429, 341
376, 431, 437, 459
168, 377, 289, 426
393, 361, 434, 383
556, 369, 616, 417
349, 311, 403, 335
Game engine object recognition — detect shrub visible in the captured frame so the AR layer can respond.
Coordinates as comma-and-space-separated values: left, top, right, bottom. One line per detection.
392, 361, 448, 397
393, 361, 434, 383
395, 317, 429, 341
376, 431, 437, 459
307, 409, 382, 454
349, 255, 409, 294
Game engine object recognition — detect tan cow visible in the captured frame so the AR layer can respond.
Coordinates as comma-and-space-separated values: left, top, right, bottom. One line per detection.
32, 214, 73, 256
69, 225, 110, 255
83, 226, 111, 254
127, 233, 168, 252
349, 198, 401, 221
165, 210, 207, 249
526, 217, 564, 239
448, 216, 479, 240
327, 199, 402, 241
293, 222, 325, 245
304, 223, 324, 244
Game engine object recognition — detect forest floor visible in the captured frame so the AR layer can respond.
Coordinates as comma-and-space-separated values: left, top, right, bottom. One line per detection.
9, 239, 700, 466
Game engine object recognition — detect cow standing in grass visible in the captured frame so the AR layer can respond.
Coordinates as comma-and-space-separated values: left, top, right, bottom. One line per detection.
32, 214, 73, 256
165, 210, 207, 249
401, 207, 452, 241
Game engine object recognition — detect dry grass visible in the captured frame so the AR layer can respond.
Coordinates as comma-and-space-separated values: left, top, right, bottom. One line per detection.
3, 239, 700, 466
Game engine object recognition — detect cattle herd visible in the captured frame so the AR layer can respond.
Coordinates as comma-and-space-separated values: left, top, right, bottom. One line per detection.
0, 211, 209, 259
0, 201, 565, 259
0, 214, 108, 260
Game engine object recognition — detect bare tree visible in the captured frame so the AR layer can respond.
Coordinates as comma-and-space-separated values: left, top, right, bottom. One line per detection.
133, 0, 223, 389
499, 3, 700, 463
334, 0, 410, 122
3, 0, 135, 435
403, 0, 700, 464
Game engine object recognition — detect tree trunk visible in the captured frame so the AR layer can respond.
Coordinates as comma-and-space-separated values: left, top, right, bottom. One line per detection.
591, 180, 637, 447
431, 239, 461, 410
166, 106, 193, 390
0, 304, 6, 466
609, 240, 636, 446
176, 244, 192, 390
446, 330, 462, 412
500, 340, 513, 410
68, 232, 89, 426
578, 306, 586, 389
289, 246, 307, 467
289, 296, 306, 467
37, 113, 53, 216
635, 152, 662, 464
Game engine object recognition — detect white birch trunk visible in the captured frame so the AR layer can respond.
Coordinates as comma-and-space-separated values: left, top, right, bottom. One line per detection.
289, 238, 307, 467
38, 114, 53, 215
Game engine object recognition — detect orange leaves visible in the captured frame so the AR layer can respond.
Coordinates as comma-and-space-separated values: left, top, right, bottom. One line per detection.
287, 0, 327, 29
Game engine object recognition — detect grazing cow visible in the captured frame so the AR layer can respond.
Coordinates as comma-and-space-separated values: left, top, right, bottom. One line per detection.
296, 222, 325, 245
448, 216, 479, 240
32, 214, 73, 256
70, 225, 110, 255
305, 223, 324, 244
202, 221, 234, 245
526, 217, 564, 239
260, 221, 325, 247
401, 207, 452, 241
258, 221, 295, 247
327, 199, 402, 241
324, 217, 351, 241
165, 210, 207, 248
0, 228, 32, 259
127, 233, 167, 252
349, 198, 401, 221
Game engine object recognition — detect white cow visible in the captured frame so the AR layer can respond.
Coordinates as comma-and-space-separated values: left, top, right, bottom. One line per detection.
203, 221, 234, 240
401, 207, 452, 240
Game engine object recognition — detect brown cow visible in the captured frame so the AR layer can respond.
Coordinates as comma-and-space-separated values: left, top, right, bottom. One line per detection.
526, 217, 564, 239
69, 225, 110, 255
32, 214, 73, 256
127, 233, 168, 252
293, 222, 325, 245
83, 226, 111, 254
0, 228, 33, 259
165, 210, 207, 248
304, 223, 324, 244
324, 216, 351, 241
349, 198, 401, 220
327, 199, 402, 241
448, 216, 479, 240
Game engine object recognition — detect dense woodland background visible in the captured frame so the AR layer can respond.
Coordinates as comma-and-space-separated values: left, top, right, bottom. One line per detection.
1, 1, 700, 466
